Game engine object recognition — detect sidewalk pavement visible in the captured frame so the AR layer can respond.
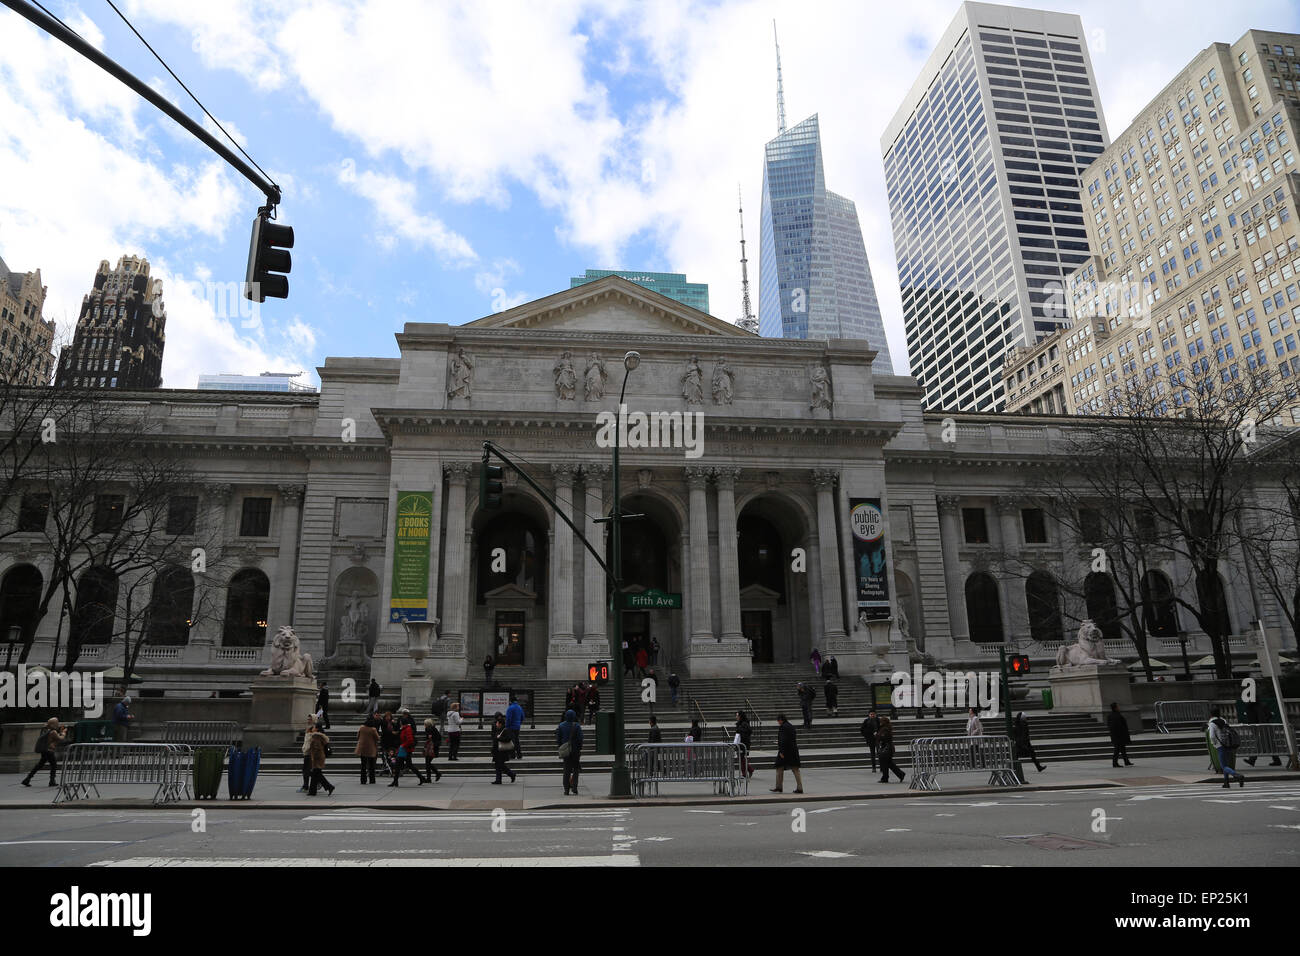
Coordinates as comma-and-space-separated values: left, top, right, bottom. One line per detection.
2, 754, 1293, 811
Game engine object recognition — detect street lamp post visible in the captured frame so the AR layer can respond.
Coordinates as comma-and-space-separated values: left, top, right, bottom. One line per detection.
4, 625, 21, 671
608, 350, 640, 798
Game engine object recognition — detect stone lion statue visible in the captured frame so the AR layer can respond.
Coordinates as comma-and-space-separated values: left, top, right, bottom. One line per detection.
260, 625, 315, 678
1055, 619, 1122, 668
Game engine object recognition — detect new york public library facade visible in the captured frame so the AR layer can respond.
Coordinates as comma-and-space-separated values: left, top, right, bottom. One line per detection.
3, 275, 1295, 697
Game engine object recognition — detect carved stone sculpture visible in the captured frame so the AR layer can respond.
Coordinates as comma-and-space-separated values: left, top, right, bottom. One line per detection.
711, 356, 734, 404
1055, 619, 1122, 668
584, 353, 607, 401
260, 625, 315, 679
681, 355, 704, 404
553, 351, 577, 399
447, 347, 474, 400
810, 364, 833, 410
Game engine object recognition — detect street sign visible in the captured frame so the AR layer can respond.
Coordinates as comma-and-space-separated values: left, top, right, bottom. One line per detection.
624, 588, 682, 609
588, 661, 610, 684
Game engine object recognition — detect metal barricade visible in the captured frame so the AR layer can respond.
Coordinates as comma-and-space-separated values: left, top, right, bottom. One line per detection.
1235, 723, 1290, 759
162, 720, 243, 748
1154, 700, 1216, 734
908, 735, 1021, 791
625, 742, 748, 798
54, 743, 194, 806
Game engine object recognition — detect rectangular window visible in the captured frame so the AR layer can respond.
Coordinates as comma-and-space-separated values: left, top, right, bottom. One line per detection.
1022, 507, 1048, 544
962, 507, 990, 544
16, 493, 50, 533
167, 496, 198, 535
93, 494, 125, 534
1079, 507, 1104, 544
239, 497, 272, 537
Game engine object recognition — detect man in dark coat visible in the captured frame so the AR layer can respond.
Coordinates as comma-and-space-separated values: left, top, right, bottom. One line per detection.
316, 683, 330, 729
796, 682, 815, 728
1107, 702, 1134, 767
860, 710, 881, 773
1013, 712, 1046, 772
1243, 700, 1282, 767
770, 713, 804, 793
824, 677, 839, 717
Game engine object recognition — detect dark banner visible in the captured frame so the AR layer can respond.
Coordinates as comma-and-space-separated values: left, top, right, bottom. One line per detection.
849, 497, 890, 620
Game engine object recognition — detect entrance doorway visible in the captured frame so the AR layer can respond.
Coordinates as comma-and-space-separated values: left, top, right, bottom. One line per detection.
494, 610, 525, 665
622, 610, 650, 655
743, 610, 773, 663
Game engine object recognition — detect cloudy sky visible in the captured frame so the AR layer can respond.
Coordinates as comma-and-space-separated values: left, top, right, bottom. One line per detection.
2, 0, 1297, 389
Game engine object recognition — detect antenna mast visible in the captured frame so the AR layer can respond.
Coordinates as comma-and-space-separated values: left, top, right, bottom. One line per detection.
774, 20, 787, 134
737, 185, 758, 334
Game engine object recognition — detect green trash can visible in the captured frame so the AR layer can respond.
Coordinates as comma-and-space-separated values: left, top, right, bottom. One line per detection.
595, 711, 613, 755
193, 747, 225, 800
1041, 688, 1054, 711
73, 720, 114, 743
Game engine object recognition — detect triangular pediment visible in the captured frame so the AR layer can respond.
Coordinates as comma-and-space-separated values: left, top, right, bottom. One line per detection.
464, 275, 755, 338
484, 583, 536, 601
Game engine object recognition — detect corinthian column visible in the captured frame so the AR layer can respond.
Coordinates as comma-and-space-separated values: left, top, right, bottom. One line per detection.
550, 464, 577, 642
812, 469, 846, 641
441, 462, 473, 645
582, 464, 609, 645
270, 484, 305, 633
714, 466, 743, 644
686, 465, 714, 641
937, 495, 968, 642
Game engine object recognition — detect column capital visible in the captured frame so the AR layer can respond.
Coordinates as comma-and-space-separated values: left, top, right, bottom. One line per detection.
206, 482, 233, 503
936, 494, 962, 515
277, 484, 306, 504
685, 465, 712, 488
581, 463, 610, 483
810, 468, 838, 490
443, 461, 474, 483
712, 466, 742, 488
995, 497, 1021, 515
551, 463, 578, 484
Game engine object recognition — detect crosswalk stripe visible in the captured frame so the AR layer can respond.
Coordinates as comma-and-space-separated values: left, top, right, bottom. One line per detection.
91, 855, 641, 867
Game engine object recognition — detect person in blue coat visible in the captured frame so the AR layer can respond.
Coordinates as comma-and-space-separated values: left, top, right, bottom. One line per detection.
506, 694, 526, 758
556, 709, 584, 795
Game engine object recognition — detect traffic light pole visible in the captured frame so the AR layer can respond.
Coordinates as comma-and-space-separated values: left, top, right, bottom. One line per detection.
1, 0, 280, 206
999, 648, 1026, 783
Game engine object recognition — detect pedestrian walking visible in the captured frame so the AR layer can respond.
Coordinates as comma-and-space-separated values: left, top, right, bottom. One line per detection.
966, 706, 985, 770
1013, 712, 1046, 773
734, 711, 754, 779
355, 717, 379, 784
647, 715, 662, 742
297, 715, 316, 792
484, 654, 496, 688
556, 708, 584, 795
491, 714, 517, 784
667, 672, 680, 707
810, 648, 822, 676
635, 647, 649, 678
823, 655, 840, 680
365, 678, 381, 716
650, 637, 660, 666
860, 710, 880, 773
316, 683, 331, 729
379, 711, 399, 777
876, 716, 906, 784
574, 683, 589, 724
1243, 700, 1282, 767
390, 712, 428, 786
111, 696, 134, 742
824, 676, 839, 717
586, 684, 601, 725
1107, 702, 1134, 767
688, 719, 704, 742
770, 713, 804, 793
796, 682, 815, 728
1209, 709, 1246, 788
623, 645, 636, 677
505, 694, 526, 758
422, 718, 444, 782
21, 717, 67, 788
306, 722, 335, 796
431, 690, 451, 733
446, 703, 463, 760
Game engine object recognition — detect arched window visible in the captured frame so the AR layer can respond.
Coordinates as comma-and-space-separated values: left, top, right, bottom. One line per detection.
0, 564, 43, 646
738, 515, 785, 600
1026, 571, 1064, 644
965, 572, 1004, 643
1084, 571, 1122, 643
147, 567, 194, 646
1141, 569, 1178, 637
476, 514, 545, 604
621, 520, 669, 592
70, 567, 118, 647
222, 569, 270, 647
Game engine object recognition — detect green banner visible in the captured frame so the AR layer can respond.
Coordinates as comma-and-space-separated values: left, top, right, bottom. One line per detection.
390, 490, 433, 623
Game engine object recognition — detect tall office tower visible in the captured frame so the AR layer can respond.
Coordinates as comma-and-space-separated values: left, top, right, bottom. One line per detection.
569, 269, 710, 313
882, 2, 1109, 411
55, 255, 166, 390
0, 255, 56, 386
758, 27, 893, 369
1005, 29, 1300, 424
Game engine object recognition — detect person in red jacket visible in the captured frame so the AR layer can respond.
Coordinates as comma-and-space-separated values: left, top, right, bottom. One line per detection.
390, 713, 429, 787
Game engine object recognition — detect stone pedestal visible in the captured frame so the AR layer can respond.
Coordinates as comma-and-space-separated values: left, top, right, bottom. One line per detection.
547, 639, 598, 681
1049, 664, 1141, 732
243, 675, 317, 750
683, 640, 752, 679
401, 675, 434, 711
326, 639, 370, 669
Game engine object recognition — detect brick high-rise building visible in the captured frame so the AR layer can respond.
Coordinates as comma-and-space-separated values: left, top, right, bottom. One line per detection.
0, 255, 56, 386
55, 255, 166, 390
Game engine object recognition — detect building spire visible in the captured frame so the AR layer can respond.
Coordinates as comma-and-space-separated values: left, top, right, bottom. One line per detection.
774, 20, 786, 134
737, 184, 758, 334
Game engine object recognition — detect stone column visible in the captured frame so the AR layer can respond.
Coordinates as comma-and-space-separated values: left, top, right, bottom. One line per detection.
550, 464, 577, 643
440, 463, 472, 645
269, 485, 305, 635
714, 466, 743, 644
812, 469, 846, 641
582, 465, 608, 646
937, 495, 968, 642
996, 498, 1025, 642
686, 465, 714, 642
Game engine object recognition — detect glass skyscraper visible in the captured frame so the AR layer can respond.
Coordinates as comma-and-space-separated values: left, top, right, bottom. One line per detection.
758, 114, 893, 370
882, 2, 1108, 410
569, 269, 710, 313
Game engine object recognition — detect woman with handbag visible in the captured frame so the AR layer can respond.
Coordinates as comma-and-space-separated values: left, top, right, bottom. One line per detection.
21, 717, 67, 788
390, 715, 428, 787
491, 713, 516, 784
555, 708, 583, 795
422, 718, 444, 783
306, 722, 335, 796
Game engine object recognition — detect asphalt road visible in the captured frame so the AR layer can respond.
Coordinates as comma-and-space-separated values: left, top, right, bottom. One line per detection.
1, 781, 1297, 867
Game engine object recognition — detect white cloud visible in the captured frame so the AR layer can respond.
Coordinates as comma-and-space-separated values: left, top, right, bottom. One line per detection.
337, 158, 476, 263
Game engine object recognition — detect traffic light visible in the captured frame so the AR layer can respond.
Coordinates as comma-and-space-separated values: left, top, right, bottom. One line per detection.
1009, 654, 1031, 676
479, 459, 503, 511
244, 212, 294, 301
587, 661, 610, 685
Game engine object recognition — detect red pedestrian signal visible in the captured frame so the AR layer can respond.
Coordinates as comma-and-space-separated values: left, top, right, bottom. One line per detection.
587, 662, 609, 684
1009, 654, 1031, 676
